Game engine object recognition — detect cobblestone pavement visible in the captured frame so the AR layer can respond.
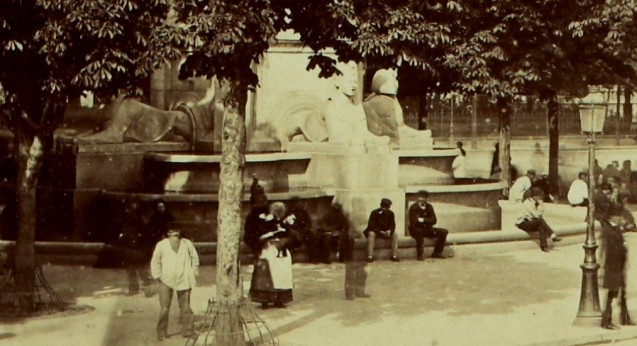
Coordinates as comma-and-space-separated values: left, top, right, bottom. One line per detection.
2, 234, 637, 346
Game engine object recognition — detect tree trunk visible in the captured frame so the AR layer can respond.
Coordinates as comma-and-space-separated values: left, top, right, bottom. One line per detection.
623, 86, 632, 129
471, 94, 478, 149
497, 97, 512, 188
547, 90, 560, 197
9, 93, 64, 313
616, 85, 621, 145
215, 80, 247, 346
13, 129, 45, 312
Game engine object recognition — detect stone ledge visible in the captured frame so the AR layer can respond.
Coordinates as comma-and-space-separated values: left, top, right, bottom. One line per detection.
0, 220, 592, 266
100, 187, 333, 203
287, 142, 392, 155
145, 151, 312, 163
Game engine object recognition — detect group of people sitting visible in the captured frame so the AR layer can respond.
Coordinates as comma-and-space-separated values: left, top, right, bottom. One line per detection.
242, 176, 452, 306
363, 192, 448, 262
512, 163, 636, 329
567, 167, 636, 231
242, 178, 351, 308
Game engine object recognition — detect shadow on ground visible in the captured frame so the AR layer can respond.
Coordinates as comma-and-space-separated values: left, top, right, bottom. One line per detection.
14, 247, 579, 345
265, 252, 578, 337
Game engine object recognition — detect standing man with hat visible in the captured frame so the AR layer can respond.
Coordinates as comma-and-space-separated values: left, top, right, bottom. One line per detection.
509, 169, 536, 203
408, 191, 448, 260
363, 198, 399, 262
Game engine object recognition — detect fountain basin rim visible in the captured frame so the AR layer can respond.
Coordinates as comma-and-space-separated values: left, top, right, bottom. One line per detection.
145, 152, 312, 163
397, 148, 459, 158
405, 181, 507, 193
100, 188, 333, 202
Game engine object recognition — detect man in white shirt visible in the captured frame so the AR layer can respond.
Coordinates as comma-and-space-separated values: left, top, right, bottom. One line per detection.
151, 227, 200, 341
516, 187, 562, 252
568, 171, 589, 207
509, 169, 536, 203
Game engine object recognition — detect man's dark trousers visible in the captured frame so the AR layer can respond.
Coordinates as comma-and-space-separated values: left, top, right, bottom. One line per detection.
516, 218, 553, 249
411, 227, 448, 256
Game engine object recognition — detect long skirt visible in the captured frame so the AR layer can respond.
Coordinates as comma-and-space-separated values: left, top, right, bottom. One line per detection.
249, 246, 293, 304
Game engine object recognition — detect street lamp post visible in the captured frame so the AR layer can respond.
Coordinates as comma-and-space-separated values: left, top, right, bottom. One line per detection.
573, 105, 606, 326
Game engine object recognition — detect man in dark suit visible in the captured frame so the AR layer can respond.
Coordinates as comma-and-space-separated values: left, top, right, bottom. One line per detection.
364, 198, 398, 262
408, 191, 448, 261
596, 182, 635, 329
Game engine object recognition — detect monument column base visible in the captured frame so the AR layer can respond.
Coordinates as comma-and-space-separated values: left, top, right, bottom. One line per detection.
288, 142, 405, 237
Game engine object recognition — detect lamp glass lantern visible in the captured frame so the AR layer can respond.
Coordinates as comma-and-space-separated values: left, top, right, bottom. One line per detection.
579, 105, 606, 134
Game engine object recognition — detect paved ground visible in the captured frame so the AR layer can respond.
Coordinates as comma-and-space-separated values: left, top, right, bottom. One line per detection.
2, 235, 637, 346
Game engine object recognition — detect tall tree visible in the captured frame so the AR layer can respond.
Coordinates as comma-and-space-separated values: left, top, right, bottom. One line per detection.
168, 1, 283, 343
572, 0, 637, 137
444, 0, 637, 191
0, 0, 178, 311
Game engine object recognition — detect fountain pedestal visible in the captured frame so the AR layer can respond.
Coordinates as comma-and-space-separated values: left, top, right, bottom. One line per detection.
38, 142, 190, 241
288, 142, 406, 236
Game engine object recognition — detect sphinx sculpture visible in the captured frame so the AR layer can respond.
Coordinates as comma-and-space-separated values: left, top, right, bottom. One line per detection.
322, 62, 390, 146
262, 61, 390, 149
363, 69, 432, 146
64, 81, 221, 149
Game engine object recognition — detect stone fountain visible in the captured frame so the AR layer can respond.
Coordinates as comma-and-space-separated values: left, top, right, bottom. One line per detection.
34, 41, 504, 249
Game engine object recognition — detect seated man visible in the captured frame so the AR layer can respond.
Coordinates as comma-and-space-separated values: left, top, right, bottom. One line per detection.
603, 162, 620, 183
408, 191, 448, 261
509, 169, 536, 203
620, 160, 632, 185
363, 198, 399, 262
515, 187, 562, 252
243, 177, 271, 257
568, 171, 589, 207
316, 203, 349, 264
285, 199, 318, 262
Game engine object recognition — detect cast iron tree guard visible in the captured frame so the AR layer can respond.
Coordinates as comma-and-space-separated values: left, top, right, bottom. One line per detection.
573, 102, 606, 326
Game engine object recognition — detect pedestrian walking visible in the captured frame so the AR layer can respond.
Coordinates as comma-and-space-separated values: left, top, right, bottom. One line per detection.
118, 201, 150, 295
151, 226, 199, 341
343, 228, 370, 300
596, 183, 635, 330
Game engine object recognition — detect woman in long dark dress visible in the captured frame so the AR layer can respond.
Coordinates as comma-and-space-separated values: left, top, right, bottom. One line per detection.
248, 202, 294, 308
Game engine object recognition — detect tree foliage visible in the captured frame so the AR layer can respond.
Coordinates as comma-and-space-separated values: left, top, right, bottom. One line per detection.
0, 0, 178, 133
0, 0, 180, 311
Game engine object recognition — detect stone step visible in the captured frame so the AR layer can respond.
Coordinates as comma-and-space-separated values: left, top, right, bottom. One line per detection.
0, 219, 591, 266
425, 202, 500, 233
